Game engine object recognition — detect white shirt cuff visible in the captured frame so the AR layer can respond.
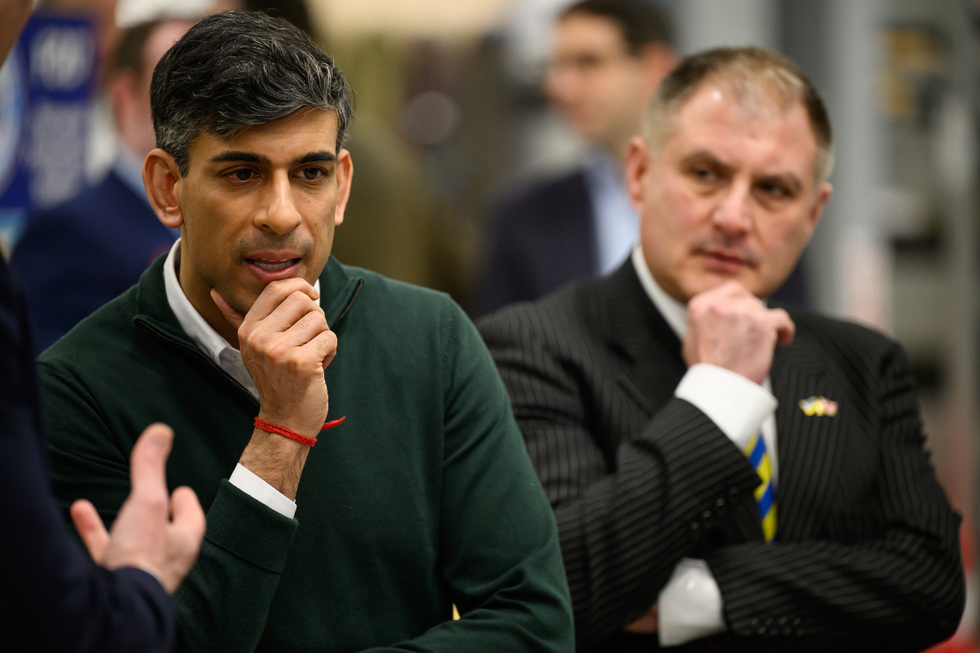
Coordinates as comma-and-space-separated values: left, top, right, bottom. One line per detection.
229, 463, 297, 519
658, 558, 726, 647
674, 364, 778, 451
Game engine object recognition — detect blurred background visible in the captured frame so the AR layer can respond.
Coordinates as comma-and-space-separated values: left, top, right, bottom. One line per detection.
1, 0, 978, 648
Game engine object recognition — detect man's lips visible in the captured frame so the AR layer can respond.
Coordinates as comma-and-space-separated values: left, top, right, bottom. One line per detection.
696, 248, 754, 271
702, 250, 746, 264
247, 258, 300, 272
245, 254, 302, 281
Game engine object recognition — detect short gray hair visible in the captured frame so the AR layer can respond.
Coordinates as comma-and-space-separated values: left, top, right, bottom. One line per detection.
150, 10, 353, 177
644, 47, 835, 181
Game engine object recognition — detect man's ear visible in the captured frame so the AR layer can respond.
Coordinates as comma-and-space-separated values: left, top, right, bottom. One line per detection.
143, 148, 184, 229
808, 181, 833, 233
333, 148, 353, 227
625, 136, 652, 213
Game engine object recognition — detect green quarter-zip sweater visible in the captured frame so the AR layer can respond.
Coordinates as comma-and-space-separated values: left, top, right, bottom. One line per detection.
38, 255, 573, 653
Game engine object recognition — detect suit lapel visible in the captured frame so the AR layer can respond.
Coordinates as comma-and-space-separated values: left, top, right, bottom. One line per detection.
770, 333, 846, 542
601, 261, 687, 419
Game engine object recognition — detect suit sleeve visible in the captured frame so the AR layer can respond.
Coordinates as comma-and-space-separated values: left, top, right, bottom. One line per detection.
704, 341, 965, 653
478, 309, 761, 650
39, 361, 300, 653
0, 260, 175, 653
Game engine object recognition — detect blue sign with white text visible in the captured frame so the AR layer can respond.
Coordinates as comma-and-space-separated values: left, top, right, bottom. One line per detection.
0, 13, 97, 253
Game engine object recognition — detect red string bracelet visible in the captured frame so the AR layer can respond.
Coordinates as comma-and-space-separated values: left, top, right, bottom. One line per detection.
253, 416, 346, 447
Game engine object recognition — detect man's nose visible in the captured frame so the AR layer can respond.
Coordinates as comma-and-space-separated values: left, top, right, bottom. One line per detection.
711, 180, 752, 235
256, 172, 301, 235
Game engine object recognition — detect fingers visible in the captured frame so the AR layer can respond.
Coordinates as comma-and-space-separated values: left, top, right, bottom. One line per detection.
128, 423, 174, 514
246, 278, 320, 326
303, 327, 338, 369
258, 291, 325, 339
623, 603, 659, 634
210, 288, 245, 330
70, 499, 110, 563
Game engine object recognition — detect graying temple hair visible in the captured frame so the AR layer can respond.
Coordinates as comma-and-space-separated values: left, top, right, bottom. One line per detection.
643, 47, 835, 182
150, 11, 353, 177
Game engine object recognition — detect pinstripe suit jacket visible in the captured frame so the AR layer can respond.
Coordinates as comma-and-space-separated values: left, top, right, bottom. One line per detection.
477, 259, 965, 652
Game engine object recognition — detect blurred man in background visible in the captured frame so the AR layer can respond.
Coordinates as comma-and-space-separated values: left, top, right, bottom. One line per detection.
12, 18, 192, 352
477, 0, 674, 315
480, 46, 965, 651
0, 3, 205, 650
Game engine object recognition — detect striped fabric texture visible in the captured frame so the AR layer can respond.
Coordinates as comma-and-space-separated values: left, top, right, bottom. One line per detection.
477, 259, 965, 652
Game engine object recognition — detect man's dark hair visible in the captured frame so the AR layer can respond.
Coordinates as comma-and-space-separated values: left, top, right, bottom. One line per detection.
150, 10, 352, 177
560, 0, 672, 53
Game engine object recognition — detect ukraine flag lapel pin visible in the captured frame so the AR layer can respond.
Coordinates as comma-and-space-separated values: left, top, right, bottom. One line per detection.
798, 396, 838, 417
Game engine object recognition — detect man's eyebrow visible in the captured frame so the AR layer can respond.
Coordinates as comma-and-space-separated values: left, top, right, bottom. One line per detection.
209, 151, 270, 165
681, 151, 733, 174
757, 173, 804, 195
207, 151, 337, 166
294, 151, 337, 165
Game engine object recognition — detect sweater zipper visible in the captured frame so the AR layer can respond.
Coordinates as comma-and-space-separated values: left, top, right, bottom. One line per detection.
134, 318, 259, 406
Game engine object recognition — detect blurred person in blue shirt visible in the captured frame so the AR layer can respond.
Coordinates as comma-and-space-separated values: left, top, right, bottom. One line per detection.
478, 0, 675, 316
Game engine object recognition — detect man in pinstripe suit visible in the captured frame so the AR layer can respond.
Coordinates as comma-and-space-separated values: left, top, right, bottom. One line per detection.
478, 47, 965, 652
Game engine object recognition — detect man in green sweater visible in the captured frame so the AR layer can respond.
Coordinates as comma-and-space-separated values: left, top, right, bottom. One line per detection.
38, 11, 573, 653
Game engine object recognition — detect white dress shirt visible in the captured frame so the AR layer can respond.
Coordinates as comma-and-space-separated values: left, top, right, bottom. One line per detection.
163, 239, 320, 520
630, 246, 779, 646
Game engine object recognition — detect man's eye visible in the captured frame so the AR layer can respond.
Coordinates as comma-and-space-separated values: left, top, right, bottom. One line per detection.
692, 168, 717, 183
759, 183, 789, 199
231, 169, 255, 182
300, 167, 323, 181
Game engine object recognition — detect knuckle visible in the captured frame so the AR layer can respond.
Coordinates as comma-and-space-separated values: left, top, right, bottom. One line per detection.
137, 491, 169, 515
245, 331, 264, 352
290, 289, 313, 306
268, 341, 290, 362
286, 350, 307, 371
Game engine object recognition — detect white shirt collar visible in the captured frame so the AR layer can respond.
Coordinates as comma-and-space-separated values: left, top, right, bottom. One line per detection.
631, 245, 688, 339
162, 239, 320, 398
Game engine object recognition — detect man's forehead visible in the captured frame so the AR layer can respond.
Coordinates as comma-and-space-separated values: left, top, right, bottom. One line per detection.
668, 83, 818, 167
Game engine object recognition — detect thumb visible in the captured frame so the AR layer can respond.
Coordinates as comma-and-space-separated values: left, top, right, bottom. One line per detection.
70, 499, 110, 563
128, 423, 173, 511
210, 288, 245, 330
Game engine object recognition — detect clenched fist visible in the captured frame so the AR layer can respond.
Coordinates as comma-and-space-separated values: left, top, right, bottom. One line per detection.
682, 281, 795, 385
